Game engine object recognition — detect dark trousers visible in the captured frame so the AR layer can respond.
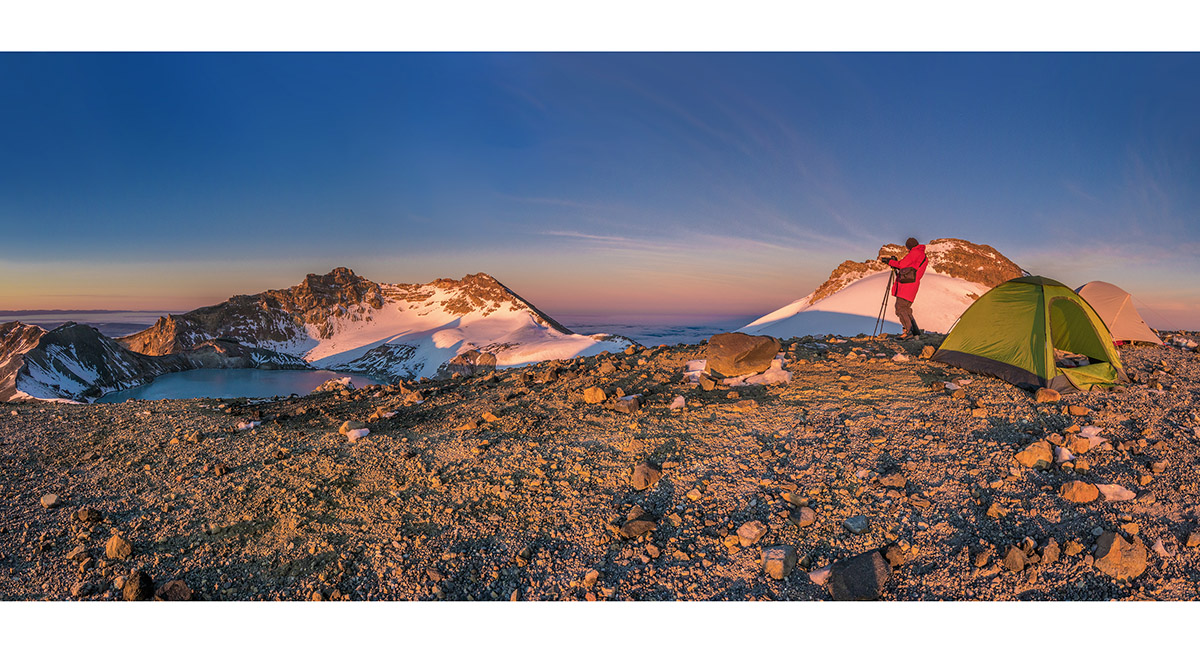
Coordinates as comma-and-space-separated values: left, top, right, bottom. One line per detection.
895, 297, 919, 335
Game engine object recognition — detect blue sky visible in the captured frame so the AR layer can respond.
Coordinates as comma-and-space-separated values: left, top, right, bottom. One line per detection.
1, 53, 1198, 326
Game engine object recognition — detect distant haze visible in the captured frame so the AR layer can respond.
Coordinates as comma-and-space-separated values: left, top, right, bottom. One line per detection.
1, 53, 1198, 329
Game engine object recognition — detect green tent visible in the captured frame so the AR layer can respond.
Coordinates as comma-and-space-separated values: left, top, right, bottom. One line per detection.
931, 276, 1126, 392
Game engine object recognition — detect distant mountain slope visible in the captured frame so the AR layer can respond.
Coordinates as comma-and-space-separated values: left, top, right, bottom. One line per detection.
120, 268, 630, 382
0, 322, 45, 401
3, 322, 310, 402
740, 238, 1024, 338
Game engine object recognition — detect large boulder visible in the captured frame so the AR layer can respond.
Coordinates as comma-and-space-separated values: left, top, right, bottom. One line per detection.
827, 550, 891, 600
705, 333, 780, 379
1094, 532, 1147, 580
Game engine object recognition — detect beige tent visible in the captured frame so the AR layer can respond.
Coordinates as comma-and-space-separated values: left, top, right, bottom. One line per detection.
1076, 281, 1164, 345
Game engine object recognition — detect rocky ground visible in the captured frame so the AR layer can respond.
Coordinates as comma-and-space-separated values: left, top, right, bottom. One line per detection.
2, 332, 1199, 601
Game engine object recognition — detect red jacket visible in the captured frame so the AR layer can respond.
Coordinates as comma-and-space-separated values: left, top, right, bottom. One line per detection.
888, 244, 928, 302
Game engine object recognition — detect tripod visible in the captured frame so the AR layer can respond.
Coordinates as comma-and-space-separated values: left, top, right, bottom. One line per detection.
873, 268, 895, 338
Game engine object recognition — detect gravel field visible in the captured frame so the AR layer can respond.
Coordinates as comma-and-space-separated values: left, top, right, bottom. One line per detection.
2, 333, 1198, 601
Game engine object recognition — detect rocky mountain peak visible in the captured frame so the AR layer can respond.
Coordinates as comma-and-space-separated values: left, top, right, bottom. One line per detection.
810, 238, 1023, 303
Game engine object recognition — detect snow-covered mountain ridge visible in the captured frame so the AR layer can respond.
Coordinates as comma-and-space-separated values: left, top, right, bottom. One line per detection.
119, 268, 629, 383
741, 238, 1025, 338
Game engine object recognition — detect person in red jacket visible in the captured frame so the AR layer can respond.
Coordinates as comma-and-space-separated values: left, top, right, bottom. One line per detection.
882, 237, 929, 340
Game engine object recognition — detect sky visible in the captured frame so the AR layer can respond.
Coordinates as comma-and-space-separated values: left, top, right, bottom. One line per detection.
1, 52, 1198, 327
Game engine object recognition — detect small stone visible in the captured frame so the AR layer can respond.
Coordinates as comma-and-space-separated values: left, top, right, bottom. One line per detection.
1068, 405, 1091, 416
612, 396, 643, 414
843, 515, 869, 534
629, 462, 662, 491
879, 474, 907, 489
790, 507, 817, 528
1059, 481, 1099, 504
1096, 483, 1136, 502
971, 408, 988, 418
66, 545, 89, 562
620, 520, 657, 539
1064, 540, 1084, 556
1003, 546, 1027, 572
122, 570, 154, 601
1121, 522, 1140, 536
582, 387, 607, 404
1042, 539, 1061, 564
155, 579, 194, 601
75, 507, 101, 523
738, 521, 769, 547
1093, 532, 1147, 580
762, 545, 799, 580
1035, 387, 1061, 403
1186, 532, 1200, 548
883, 545, 907, 567
1014, 441, 1053, 469
919, 345, 935, 359
583, 569, 600, 588
40, 494, 60, 509
1151, 539, 1173, 558
105, 534, 133, 560
973, 548, 993, 567
338, 420, 367, 435
698, 375, 718, 391
686, 488, 703, 501
827, 550, 891, 600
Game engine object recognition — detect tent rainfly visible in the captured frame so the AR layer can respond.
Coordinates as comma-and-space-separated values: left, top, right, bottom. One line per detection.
931, 276, 1127, 392
1075, 281, 1164, 346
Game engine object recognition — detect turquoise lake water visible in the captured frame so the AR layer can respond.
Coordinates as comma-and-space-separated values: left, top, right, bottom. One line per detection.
95, 369, 383, 403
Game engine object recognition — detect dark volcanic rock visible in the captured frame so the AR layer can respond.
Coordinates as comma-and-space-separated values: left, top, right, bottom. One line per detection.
705, 333, 780, 379
827, 550, 892, 600
122, 570, 154, 601
155, 579, 195, 601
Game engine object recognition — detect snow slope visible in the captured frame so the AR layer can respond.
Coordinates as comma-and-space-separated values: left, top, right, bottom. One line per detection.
740, 271, 990, 338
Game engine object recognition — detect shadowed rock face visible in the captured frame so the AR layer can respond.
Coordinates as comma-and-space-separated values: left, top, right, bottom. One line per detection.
17, 323, 195, 400
0, 322, 45, 401
828, 550, 892, 600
